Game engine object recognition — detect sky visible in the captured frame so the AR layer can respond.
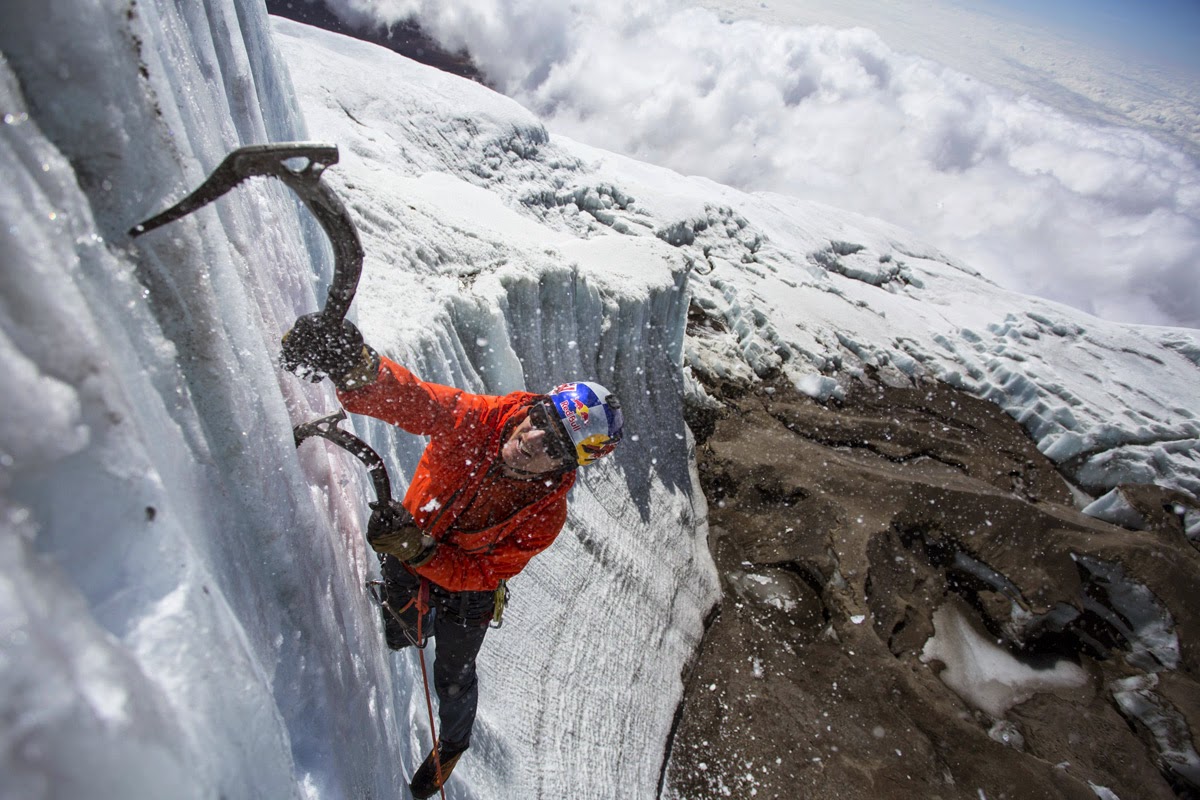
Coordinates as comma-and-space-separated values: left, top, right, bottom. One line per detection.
977, 0, 1200, 70
299, 0, 1200, 330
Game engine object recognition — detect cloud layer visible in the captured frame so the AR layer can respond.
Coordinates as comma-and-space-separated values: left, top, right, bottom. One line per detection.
312, 0, 1200, 328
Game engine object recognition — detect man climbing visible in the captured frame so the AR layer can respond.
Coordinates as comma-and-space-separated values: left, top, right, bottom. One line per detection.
282, 314, 624, 799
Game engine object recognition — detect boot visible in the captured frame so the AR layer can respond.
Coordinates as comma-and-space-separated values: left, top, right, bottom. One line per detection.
409, 739, 468, 799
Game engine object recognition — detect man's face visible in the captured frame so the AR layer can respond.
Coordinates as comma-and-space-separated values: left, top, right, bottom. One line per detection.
501, 407, 573, 475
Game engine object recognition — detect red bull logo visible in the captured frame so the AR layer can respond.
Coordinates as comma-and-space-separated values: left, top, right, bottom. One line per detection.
573, 399, 591, 425
559, 397, 590, 432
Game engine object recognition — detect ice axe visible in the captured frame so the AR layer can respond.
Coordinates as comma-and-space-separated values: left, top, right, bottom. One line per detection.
131, 142, 395, 493
292, 409, 392, 507
129, 141, 364, 327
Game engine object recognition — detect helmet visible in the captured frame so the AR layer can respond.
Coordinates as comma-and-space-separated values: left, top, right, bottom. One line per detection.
547, 382, 624, 466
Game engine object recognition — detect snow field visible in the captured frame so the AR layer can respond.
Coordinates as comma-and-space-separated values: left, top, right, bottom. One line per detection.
278, 20, 1199, 509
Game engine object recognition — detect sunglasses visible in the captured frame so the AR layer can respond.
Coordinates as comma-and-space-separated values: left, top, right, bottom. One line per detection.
528, 400, 576, 464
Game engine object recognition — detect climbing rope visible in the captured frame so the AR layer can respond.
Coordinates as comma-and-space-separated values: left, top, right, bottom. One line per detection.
383, 577, 446, 800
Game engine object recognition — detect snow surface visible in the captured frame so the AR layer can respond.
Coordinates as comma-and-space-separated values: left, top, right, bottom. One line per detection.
1, 2, 1198, 799
273, 18, 1200, 503
921, 600, 1088, 718
316, 0, 1200, 329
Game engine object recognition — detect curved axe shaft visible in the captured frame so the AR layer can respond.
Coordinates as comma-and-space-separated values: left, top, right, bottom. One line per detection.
129, 142, 364, 324
135, 145, 391, 506
293, 410, 392, 506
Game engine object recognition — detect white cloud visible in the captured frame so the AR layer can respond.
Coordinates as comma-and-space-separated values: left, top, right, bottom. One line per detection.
310, 0, 1200, 328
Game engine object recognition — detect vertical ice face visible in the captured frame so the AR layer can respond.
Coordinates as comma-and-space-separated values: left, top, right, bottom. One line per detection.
1, 4, 720, 799
0, 1, 363, 797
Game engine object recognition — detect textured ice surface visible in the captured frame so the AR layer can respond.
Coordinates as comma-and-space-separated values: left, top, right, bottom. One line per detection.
1074, 555, 1180, 672
1111, 674, 1200, 789
1081, 488, 1148, 530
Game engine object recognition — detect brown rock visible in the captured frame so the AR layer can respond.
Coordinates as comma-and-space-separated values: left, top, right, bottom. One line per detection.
665, 377, 1200, 800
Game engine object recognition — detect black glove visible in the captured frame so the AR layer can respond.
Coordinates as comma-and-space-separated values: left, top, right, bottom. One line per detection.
281, 313, 379, 389
367, 500, 437, 565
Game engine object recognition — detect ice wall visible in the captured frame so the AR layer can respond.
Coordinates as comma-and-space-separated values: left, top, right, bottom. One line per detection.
0, 1, 387, 797
1, 3, 717, 799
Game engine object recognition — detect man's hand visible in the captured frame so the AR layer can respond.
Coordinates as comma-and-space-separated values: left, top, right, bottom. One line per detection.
281, 313, 379, 389
367, 500, 437, 565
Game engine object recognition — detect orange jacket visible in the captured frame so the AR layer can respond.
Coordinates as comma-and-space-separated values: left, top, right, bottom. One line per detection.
338, 356, 575, 592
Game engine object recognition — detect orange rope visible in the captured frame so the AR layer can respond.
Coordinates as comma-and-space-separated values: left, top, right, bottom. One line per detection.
413, 579, 447, 800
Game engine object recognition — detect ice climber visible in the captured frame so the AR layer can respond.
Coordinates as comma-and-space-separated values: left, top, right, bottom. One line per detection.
282, 313, 624, 799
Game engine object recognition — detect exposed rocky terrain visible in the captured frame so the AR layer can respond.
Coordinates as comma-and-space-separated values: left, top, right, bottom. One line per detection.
666, 373, 1200, 800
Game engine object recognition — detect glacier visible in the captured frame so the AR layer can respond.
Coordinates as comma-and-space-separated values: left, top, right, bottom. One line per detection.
1, 2, 1197, 799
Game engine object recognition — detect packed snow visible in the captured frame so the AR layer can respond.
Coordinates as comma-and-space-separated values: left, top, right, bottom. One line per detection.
1, 1, 1198, 799
921, 600, 1088, 719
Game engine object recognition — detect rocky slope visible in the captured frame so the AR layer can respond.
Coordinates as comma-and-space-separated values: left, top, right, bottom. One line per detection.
665, 368, 1200, 799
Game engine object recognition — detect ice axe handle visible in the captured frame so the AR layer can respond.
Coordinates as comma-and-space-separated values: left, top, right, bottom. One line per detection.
293, 410, 392, 506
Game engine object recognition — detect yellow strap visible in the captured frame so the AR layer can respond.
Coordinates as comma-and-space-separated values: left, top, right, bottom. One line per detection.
492, 580, 507, 626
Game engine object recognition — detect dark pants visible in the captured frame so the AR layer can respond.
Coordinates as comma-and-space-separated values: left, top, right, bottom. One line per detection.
379, 555, 494, 748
